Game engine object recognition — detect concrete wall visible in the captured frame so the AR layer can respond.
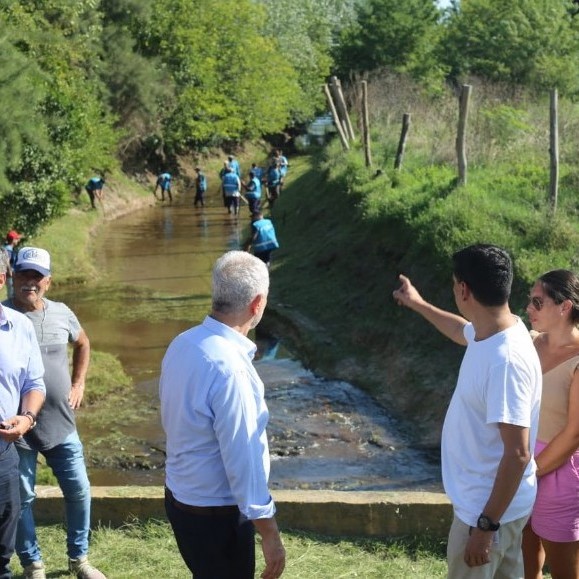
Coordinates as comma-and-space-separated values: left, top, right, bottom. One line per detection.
35, 486, 453, 539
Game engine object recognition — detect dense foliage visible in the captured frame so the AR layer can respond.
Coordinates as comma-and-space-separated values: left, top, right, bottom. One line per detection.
3, 0, 579, 235
0, 0, 347, 234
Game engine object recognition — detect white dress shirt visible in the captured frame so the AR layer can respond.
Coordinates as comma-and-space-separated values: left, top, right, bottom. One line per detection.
160, 315, 275, 520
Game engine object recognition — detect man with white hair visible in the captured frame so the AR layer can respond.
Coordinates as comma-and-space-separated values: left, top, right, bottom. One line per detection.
160, 250, 285, 579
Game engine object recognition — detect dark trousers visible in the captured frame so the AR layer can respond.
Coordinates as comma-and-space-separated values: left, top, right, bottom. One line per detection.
246, 197, 260, 214
254, 250, 273, 266
0, 446, 20, 579
165, 489, 255, 579
194, 191, 205, 207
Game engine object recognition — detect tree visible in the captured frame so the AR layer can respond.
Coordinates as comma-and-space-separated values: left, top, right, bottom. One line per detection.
442, 0, 579, 95
98, 0, 174, 151
257, 0, 358, 122
141, 0, 302, 151
334, 0, 446, 86
0, 30, 48, 195
0, 1, 118, 233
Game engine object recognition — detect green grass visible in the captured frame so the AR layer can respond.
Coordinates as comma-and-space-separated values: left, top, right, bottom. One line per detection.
9, 521, 450, 578
268, 137, 579, 448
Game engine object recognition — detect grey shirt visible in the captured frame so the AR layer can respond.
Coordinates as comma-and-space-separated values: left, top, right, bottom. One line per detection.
3, 298, 80, 451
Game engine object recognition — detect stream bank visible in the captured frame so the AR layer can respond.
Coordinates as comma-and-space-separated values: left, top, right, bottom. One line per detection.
33, 149, 452, 486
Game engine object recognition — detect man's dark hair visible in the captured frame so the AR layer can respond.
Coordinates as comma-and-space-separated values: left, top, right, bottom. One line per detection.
452, 244, 513, 306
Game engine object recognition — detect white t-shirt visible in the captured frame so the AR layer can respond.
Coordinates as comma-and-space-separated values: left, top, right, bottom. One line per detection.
441, 317, 542, 526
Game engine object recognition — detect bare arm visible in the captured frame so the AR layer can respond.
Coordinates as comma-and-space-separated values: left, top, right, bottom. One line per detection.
393, 274, 468, 346
464, 423, 531, 567
535, 368, 579, 477
69, 329, 90, 409
253, 517, 286, 579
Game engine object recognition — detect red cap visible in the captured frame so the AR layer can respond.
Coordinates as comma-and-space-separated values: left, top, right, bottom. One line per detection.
6, 230, 21, 242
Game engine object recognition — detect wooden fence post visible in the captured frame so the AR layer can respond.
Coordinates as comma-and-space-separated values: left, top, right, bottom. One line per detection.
394, 113, 411, 170
549, 88, 559, 213
456, 84, 472, 186
323, 84, 350, 151
330, 76, 356, 141
361, 80, 372, 168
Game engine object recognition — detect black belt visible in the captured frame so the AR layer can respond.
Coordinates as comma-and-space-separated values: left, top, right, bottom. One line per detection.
165, 487, 239, 517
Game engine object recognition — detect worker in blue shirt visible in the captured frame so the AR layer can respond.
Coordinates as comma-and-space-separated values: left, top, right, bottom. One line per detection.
245, 211, 279, 267
242, 170, 262, 214
194, 168, 207, 208
250, 163, 264, 183
227, 155, 241, 178
84, 177, 105, 209
266, 160, 281, 210
222, 166, 242, 216
155, 173, 173, 203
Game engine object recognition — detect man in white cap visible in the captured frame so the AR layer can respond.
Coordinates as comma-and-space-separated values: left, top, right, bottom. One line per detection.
3, 247, 105, 579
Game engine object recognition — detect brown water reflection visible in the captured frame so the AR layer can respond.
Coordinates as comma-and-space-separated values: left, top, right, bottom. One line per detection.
53, 197, 442, 490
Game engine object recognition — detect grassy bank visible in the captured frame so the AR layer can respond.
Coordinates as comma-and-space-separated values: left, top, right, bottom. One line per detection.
269, 139, 579, 448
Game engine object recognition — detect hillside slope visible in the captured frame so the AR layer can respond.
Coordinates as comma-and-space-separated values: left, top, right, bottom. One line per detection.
267, 153, 464, 449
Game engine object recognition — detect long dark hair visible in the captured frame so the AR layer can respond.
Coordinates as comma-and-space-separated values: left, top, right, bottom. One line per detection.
539, 269, 579, 325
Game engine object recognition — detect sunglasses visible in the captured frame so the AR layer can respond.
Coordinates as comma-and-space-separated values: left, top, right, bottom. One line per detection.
528, 296, 544, 311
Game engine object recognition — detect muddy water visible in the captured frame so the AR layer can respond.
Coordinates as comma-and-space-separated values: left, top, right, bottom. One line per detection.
56, 195, 442, 491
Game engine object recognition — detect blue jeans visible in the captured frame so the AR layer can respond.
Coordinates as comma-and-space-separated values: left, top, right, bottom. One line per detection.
16, 431, 91, 565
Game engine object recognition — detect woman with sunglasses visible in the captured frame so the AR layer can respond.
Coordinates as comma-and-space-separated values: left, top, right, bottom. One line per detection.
522, 269, 579, 579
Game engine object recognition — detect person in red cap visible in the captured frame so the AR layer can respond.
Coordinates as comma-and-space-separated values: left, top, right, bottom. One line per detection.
3, 231, 22, 299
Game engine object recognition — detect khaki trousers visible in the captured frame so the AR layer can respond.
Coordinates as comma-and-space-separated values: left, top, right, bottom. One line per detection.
447, 513, 528, 579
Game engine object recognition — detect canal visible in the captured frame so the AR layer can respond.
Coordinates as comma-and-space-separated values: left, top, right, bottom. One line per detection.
55, 190, 442, 491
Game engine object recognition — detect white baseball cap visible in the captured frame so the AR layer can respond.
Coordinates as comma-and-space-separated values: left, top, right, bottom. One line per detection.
14, 247, 52, 276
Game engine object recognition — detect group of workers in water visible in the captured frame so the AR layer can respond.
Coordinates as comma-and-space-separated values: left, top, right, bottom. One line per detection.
80, 148, 287, 267
153, 149, 287, 266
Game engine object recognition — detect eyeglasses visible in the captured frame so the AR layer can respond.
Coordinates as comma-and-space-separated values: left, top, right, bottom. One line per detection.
528, 296, 544, 311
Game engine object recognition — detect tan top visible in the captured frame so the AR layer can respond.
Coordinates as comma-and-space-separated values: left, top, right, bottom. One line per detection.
538, 353, 579, 442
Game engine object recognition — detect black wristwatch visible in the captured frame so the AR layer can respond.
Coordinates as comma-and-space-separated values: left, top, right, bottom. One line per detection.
21, 411, 37, 430
477, 514, 500, 532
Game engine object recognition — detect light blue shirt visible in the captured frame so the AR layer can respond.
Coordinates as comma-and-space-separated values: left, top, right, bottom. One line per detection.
160, 316, 275, 520
0, 304, 45, 452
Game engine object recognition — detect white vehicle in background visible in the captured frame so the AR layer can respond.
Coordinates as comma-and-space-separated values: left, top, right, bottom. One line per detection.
296, 114, 337, 148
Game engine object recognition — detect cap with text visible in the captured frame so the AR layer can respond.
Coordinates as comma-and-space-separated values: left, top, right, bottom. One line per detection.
14, 247, 51, 277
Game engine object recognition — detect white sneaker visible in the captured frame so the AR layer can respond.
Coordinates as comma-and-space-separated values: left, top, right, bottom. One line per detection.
68, 556, 107, 579
23, 560, 46, 579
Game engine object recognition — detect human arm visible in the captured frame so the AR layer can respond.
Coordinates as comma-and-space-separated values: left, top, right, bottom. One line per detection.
463, 423, 531, 567
69, 328, 90, 409
0, 389, 46, 441
211, 367, 282, 573
392, 274, 468, 345
535, 366, 579, 477
0, 321, 45, 440
253, 517, 286, 579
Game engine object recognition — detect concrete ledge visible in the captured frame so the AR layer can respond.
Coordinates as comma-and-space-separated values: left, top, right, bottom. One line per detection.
34, 486, 452, 538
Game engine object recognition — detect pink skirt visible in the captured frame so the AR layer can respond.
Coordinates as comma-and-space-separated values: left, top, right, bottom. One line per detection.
531, 440, 579, 542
